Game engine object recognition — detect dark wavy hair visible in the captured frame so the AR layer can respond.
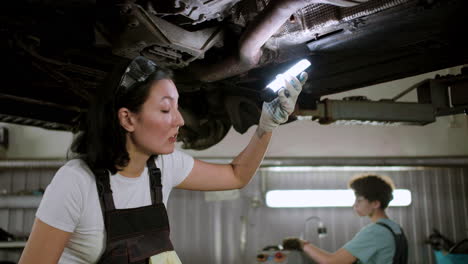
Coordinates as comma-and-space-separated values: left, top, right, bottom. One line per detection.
70, 58, 173, 174
348, 174, 395, 209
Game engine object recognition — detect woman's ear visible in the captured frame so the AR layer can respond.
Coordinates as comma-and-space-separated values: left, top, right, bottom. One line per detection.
118, 107, 135, 132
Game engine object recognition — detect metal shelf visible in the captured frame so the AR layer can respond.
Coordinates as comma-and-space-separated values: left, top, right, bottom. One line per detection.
0, 241, 27, 248
0, 195, 42, 209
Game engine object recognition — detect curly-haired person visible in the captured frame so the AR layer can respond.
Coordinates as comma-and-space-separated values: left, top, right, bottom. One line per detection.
283, 174, 408, 264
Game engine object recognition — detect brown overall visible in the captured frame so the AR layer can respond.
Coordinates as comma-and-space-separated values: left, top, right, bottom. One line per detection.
93, 156, 174, 264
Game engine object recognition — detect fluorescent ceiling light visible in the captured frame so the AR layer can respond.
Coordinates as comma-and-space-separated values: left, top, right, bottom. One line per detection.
261, 166, 425, 172
266, 189, 412, 208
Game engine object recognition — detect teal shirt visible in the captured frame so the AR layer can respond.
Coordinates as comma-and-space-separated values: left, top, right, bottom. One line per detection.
343, 218, 402, 264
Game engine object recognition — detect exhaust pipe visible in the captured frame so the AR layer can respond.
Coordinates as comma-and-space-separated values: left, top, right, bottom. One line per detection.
191, 0, 367, 82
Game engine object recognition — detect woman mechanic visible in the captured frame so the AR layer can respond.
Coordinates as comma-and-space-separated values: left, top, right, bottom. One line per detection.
18, 56, 307, 264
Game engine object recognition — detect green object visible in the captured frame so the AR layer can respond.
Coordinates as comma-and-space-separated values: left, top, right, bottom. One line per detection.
434, 250, 468, 264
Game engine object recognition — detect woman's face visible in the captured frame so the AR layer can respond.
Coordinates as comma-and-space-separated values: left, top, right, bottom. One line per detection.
128, 79, 184, 155
353, 196, 379, 217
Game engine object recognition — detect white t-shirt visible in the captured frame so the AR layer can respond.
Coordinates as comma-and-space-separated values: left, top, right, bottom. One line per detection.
36, 149, 194, 264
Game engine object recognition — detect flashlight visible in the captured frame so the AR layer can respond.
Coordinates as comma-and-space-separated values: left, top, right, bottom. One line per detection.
262, 59, 311, 102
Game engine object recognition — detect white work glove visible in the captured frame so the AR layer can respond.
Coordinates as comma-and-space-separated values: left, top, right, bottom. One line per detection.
257, 72, 308, 136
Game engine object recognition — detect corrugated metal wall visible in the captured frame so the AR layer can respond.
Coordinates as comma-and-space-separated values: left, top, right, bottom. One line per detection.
1, 165, 467, 264
0, 167, 56, 262
169, 167, 468, 264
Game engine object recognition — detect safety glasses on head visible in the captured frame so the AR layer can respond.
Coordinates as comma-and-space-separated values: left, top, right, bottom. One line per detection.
117, 56, 159, 94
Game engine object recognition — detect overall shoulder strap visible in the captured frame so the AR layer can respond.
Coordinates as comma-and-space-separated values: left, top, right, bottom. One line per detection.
397, 227, 409, 264
92, 168, 116, 212
146, 155, 163, 204
376, 222, 408, 264
377, 222, 395, 235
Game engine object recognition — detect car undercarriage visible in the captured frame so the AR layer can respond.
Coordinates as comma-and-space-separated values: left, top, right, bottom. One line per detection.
1, 0, 467, 150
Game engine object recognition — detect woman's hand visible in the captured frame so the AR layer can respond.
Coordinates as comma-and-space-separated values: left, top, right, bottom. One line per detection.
257, 72, 308, 137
